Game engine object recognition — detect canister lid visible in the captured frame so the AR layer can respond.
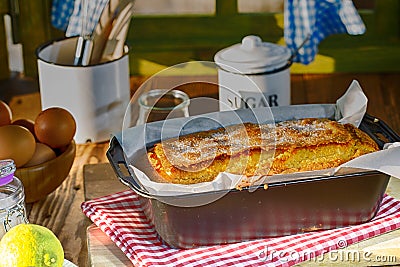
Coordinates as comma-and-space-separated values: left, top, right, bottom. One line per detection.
0, 159, 15, 186
214, 35, 292, 74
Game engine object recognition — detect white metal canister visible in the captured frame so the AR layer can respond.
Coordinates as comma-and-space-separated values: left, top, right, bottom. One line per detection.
214, 35, 292, 111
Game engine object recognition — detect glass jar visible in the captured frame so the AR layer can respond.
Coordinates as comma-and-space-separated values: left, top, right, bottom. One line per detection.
0, 159, 28, 238
137, 89, 190, 125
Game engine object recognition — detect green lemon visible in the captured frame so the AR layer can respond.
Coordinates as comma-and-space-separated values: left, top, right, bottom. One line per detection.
0, 223, 64, 267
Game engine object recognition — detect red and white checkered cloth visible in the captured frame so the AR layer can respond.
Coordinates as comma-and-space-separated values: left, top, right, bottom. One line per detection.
82, 191, 400, 267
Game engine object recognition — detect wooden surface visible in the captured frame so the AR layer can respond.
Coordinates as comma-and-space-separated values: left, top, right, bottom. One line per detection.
84, 164, 132, 266
6, 73, 400, 266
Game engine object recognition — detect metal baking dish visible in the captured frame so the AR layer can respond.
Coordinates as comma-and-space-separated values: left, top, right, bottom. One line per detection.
107, 113, 400, 248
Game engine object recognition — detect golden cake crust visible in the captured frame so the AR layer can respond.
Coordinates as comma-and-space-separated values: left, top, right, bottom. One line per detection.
147, 118, 379, 185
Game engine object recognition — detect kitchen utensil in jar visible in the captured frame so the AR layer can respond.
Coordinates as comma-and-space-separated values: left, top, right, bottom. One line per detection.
73, 0, 94, 66
90, 0, 135, 64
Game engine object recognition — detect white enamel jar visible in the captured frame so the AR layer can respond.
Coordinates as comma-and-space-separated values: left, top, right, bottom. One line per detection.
214, 35, 292, 111
36, 37, 130, 144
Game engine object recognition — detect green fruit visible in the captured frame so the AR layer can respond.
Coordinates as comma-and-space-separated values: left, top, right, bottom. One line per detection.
0, 223, 64, 267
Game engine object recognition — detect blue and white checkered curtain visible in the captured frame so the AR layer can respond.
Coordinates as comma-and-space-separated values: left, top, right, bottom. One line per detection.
51, 0, 75, 31
51, 0, 108, 37
65, 0, 109, 37
284, 0, 366, 64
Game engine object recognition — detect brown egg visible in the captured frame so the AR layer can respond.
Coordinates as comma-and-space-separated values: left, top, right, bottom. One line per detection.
23, 142, 57, 167
0, 125, 36, 167
12, 118, 37, 139
34, 107, 76, 148
0, 100, 12, 126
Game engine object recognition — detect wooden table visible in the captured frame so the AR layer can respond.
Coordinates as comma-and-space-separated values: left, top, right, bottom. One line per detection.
8, 73, 400, 266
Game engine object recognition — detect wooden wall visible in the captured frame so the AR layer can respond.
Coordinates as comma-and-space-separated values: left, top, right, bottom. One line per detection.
0, 1, 10, 80
0, 0, 399, 79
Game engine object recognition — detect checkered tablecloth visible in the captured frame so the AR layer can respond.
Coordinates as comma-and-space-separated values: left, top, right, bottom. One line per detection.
82, 190, 400, 267
284, 0, 366, 64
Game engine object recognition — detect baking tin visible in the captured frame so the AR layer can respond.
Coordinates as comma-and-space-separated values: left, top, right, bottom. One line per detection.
107, 113, 399, 248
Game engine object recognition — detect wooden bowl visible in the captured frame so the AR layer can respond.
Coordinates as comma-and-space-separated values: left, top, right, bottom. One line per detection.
15, 141, 76, 203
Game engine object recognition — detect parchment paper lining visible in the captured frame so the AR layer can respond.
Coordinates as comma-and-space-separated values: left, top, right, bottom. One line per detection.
114, 80, 400, 197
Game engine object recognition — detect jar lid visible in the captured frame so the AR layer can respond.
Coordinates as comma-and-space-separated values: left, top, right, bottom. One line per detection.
214, 35, 292, 74
0, 159, 16, 186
